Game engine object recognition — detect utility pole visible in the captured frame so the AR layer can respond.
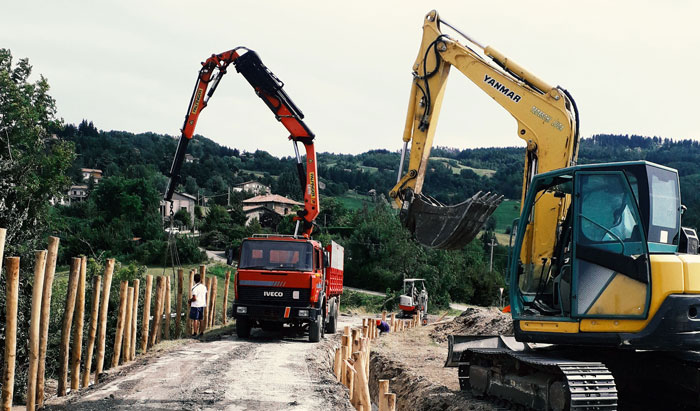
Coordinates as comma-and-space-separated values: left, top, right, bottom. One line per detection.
227, 187, 230, 207
489, 238, 496, 272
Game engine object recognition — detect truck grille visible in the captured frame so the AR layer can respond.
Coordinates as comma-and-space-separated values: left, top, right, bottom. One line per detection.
237, 286, 311, 306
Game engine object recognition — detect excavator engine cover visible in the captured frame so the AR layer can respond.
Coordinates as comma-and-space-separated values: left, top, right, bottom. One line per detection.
400, 190, 504, 250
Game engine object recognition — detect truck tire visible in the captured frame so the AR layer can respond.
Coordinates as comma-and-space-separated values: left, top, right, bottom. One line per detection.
309, 313, 322, 343
236, 318, 251, 338
325, 302, 338, 334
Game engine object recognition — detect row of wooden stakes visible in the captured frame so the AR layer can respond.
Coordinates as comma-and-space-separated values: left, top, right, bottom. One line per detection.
0, 229, 232, 411
332, 313, 420, 411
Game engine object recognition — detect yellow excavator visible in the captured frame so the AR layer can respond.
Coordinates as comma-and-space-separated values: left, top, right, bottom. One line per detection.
394, 10, 700, 410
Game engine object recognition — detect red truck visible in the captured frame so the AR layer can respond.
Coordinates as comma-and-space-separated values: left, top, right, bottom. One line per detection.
233, 235, 343, 342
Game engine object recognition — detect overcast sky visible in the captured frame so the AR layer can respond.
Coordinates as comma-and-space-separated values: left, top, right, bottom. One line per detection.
2, 1, 699, 157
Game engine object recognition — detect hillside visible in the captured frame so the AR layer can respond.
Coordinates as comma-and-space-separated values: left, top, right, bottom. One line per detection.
58, 122, 700, 231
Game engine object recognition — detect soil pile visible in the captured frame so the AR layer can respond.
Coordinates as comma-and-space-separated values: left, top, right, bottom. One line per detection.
430, 306, 513, 343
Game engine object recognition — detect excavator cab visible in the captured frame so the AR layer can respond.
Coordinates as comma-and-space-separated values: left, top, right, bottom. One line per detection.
511, 161, 684, 344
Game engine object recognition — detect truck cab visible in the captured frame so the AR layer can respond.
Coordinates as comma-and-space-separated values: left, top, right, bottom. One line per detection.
233, 235, 343, 342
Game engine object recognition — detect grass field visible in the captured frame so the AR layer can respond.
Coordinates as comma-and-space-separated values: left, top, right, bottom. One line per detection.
336, 191, 373, 210
430, 157, 496, 177
492, 199, 520, 233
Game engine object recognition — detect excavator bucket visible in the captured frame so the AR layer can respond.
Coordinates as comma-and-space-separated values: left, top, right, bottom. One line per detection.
401, 191, 504, 250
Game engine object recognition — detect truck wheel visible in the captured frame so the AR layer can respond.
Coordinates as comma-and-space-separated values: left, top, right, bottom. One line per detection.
309, 313, 322, 343
325, 303, 338, 334
236, 318, 251, 338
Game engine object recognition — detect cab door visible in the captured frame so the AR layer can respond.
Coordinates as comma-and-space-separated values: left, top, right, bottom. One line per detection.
571, 171, 650, 319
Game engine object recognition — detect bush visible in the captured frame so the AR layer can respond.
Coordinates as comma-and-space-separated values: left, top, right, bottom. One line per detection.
199, 230, 229, 250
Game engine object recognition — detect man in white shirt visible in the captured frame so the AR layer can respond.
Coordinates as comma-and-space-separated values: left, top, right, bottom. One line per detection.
188, 274, 207, 337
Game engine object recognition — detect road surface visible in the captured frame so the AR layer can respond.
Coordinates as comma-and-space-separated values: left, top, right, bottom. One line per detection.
45, 317, 360, 411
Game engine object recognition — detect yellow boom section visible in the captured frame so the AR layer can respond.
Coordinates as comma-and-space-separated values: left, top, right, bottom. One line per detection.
390, 10, 579, 261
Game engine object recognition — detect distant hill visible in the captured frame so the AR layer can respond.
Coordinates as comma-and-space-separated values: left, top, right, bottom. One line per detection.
58, 122, 700, 230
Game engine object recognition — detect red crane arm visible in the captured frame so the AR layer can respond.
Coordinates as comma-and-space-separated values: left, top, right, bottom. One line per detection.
165, 48, 319, 237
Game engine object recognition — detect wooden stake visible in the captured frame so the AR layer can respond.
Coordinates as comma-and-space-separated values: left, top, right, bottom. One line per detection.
209, 277, 218, 328
200, 265, 208, 329
164, 275, 171, 340
122, 286, 134, 364
111, 281, 128, 368
378, 380, 389, 411
345, 359, 356, 400
340, 346, 349, 386
186, 270, 194, 334
130, 279, 139, 361
95, 259, 115, 383
333, 348, 342, 382
82, 275, 101, 388
2, 256, 19, 411
69, 256, 87, 390
36, 236, 59, 406
58, 257, 81, 396
176, 269, 183, 337
385, 393, 396, 411
26, 250, 47, 411
222, 271, 230, 324
140, 275, 153, 352
355, 352, 371, 411
150, 277, 164, 347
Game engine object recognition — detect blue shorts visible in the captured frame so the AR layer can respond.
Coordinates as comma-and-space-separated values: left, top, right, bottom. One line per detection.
189, 306, 204, 320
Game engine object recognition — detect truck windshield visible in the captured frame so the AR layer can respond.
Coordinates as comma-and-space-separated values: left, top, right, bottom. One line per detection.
239, 240, 313, 271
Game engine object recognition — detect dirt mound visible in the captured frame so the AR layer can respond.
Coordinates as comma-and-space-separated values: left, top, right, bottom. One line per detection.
430, 306, 513, 343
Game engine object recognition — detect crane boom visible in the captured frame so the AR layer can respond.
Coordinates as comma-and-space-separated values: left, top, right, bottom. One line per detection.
165, 48, 319, 237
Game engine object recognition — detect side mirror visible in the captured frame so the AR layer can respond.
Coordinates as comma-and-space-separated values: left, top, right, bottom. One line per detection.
323, 251, 330, 268
227, 246, 239, 266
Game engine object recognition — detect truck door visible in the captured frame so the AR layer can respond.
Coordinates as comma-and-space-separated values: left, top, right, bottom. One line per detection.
571, 171, 650, 319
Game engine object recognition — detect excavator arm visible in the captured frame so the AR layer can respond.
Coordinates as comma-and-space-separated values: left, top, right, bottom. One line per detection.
390, 10, 579, 255
165, 48, 319, 237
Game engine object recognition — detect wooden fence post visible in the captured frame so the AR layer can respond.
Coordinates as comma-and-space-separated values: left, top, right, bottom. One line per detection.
385, 393, 396, 411
140, 275, 153, 352
334, 348, 342, 381
95, 259, 115, 383
122, 286, 134, 364
2, 256, 19, 411
200, 265, 208, 329
222, 270, 230, 324
150, 277, 164, 347
111, 281, 129, 367
130, 279, 139, 361
164, 276, 171, 340
69, 256, 87, 390
186, 270, 194, 334
58, 257, 81, 396
36, 236, 59, 407
208, 277, 217, 328
176, 269, 183, 337
26, 250, 47, 411
82, 275, 101, 388
378, 380, 389, 411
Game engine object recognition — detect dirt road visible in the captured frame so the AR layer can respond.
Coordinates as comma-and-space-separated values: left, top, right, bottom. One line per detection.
45, 318, 359, 411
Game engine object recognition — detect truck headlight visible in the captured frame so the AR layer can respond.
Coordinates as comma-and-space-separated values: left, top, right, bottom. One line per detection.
237, 306, 247, 314
298, 309, 309, 317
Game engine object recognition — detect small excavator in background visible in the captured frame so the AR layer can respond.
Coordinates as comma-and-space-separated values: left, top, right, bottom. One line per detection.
165, 48, 343, 342
395, 10, 700, 410
398, 278, 428, 324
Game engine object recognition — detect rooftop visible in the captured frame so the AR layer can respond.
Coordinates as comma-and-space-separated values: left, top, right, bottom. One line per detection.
242, 194, 302, 206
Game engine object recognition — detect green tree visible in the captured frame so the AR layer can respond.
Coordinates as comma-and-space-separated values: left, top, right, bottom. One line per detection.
0, 49, 75, 252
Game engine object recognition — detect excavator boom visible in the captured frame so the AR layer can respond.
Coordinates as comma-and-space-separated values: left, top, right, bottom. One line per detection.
165, 48, 319, 237
391, 10, 579, 252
